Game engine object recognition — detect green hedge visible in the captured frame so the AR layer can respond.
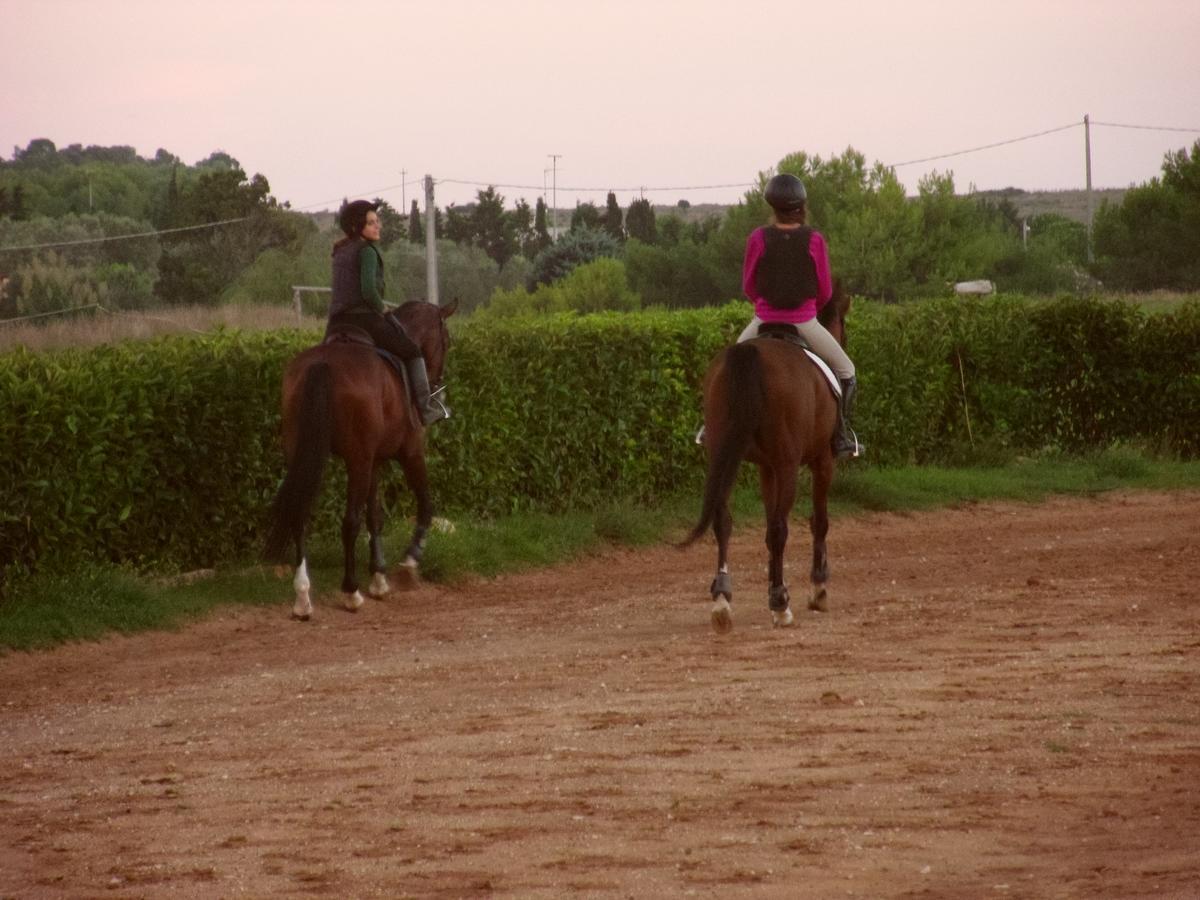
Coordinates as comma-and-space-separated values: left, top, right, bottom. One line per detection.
2, 296, 1197, 584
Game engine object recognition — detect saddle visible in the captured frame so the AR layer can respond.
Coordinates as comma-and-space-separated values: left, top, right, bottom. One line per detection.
753, 323, 841, 397
322, 325, 415, 407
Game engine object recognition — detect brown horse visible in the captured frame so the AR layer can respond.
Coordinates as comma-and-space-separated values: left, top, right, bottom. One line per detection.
265, 299, 457, 619
680, 286, 852, 632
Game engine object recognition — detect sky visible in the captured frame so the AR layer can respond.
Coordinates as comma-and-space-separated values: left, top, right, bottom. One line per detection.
3, 0, 1199, 215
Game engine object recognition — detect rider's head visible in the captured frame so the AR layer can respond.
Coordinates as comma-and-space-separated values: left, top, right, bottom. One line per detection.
764, 173, 807, 225
338, 199, 379, 239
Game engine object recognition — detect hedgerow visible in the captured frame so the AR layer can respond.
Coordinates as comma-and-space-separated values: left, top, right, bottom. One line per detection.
2, 296, 1196, 585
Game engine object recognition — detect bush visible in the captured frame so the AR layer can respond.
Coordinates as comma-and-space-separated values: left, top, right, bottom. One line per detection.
528, 228, 621, 287
2, 295, 1196, 584
479, 258, 638, 318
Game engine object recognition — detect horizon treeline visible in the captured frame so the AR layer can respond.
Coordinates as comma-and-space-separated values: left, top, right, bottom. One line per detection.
2, 137, 1198, 321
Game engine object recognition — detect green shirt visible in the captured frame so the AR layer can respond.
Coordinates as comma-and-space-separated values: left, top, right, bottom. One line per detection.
359, 243, 385, 312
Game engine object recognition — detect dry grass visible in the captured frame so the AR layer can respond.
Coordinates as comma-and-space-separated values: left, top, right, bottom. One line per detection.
0, 304, 324, 353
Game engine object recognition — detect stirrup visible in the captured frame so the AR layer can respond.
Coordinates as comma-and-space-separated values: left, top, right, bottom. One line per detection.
834, 430, 864, 459
422, 385, 451, 425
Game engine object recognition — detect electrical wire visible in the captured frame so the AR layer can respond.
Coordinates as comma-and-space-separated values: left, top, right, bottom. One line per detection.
886, 122, 1082, 168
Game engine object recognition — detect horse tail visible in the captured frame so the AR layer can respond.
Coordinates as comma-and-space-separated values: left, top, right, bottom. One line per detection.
679, 342, 764, 547
264, 361, 333, 563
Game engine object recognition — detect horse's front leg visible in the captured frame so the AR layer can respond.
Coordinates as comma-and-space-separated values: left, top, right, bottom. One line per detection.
808, 455, 833, 612
709, 496, 734, 633
366, 465, 390, 599
394, 450, 433, 588
339, 459, 370, 612
763, 464, 797, 627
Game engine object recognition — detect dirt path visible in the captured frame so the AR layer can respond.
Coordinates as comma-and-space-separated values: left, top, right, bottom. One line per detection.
2, 491, 1198, 899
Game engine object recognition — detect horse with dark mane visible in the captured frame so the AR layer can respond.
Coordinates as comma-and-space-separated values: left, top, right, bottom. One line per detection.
680, 284, 853, 632
265, 299, 457, 619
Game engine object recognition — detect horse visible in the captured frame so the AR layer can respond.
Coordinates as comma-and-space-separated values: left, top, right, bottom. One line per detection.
680, 285, 852, 632
264, 299, 457, 619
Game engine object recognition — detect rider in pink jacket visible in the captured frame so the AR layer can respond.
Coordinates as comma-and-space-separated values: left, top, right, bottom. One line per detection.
737, 173, 863, 459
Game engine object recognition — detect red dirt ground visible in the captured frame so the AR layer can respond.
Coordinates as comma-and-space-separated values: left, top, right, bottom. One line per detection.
1, 491, 1198, 899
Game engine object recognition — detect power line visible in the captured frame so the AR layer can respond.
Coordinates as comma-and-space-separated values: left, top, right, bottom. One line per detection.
0, 217, 250, 253
1092, 120, 1200, 133
436, 178, 754, 194
886, 121, 1082, 168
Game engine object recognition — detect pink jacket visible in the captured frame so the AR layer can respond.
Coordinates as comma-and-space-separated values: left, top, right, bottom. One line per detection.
742, 226, 833, 323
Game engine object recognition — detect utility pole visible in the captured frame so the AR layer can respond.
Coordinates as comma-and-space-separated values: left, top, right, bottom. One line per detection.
401, 169, 406, 216
548, 154, 561, 239
424, 174, 439, 306
1084, 113, 1094, 264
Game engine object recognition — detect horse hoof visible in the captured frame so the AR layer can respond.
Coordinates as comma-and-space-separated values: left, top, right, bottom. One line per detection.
394, 561, 420, 591
772, 607, 795, 628
291, 612, 311, 622
368, 572, 390, 599
343, 591, 365, 612
711, 598, 733, 633
808, 588, 829, 612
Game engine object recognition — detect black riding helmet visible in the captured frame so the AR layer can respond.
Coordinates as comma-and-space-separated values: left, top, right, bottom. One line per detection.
338, 199, 378, 238
764, 174, 807, 212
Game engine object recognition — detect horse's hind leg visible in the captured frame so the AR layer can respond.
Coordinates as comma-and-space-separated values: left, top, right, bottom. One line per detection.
763, 464, 797, 627
808, 454, 833, 612
339, 458, 371, 612
710, 497, 734, 633
366, 465, 390, 599
292, 533, 313, 621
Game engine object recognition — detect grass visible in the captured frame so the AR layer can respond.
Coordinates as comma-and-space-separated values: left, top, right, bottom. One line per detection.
0, 303, 323, 353
2, 448, 1198, 653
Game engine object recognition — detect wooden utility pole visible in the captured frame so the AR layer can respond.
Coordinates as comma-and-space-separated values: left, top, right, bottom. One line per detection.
548, 154, 561, 239
1084, 114, 1095, 264
425, 174, 439, 306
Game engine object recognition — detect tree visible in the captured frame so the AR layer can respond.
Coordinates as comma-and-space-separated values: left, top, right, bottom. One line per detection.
408, 200, 424, 243
626, 198, 657, 244
570, 201, 602, 232
602, 192, 624, 241
529, 227, 621, 288
472, 186, 518, 269
1093, 140, 1200, 290
371, 198, 404, 248
443, 203, 476, 245
155, 167, 308, 304
530, 198, 552, 256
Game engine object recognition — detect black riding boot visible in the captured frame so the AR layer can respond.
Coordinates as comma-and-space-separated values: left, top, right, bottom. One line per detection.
833, 376, 864, 459
404, 357, 450, 426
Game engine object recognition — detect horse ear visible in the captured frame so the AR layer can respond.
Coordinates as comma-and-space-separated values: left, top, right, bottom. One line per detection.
440, 297, 460, 318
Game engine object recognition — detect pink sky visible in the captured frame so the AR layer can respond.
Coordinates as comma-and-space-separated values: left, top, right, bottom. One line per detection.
3, 0, 1199, 212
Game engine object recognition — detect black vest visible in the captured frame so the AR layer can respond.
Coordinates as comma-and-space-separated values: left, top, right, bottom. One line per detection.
754, 226, 818, 310
329, 239, 384, 319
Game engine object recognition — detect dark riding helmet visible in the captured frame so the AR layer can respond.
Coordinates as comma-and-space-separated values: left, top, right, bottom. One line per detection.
764, 174, 807, 212
338, 199, 378, 238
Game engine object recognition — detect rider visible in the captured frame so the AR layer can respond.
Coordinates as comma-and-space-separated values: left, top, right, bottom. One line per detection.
738, 173, 863, 458
327, 199, 448, 426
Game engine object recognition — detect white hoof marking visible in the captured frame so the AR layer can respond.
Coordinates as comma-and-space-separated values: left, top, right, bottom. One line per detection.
368, 572, 390, 598
292, 561, 313, 620
343, 591, 365, 612
772, 607, 795, 628
711, 597, 733, 634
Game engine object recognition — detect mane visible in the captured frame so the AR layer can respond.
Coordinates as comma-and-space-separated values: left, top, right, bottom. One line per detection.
817, 279, 849, 329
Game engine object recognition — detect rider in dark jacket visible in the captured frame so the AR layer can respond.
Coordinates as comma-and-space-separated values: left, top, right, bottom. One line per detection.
327, 200, 448, 426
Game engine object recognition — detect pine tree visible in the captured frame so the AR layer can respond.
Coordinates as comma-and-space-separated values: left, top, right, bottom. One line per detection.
408, 199, 424, 243
626, 198, 657, 244
603, 191, 624, 241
